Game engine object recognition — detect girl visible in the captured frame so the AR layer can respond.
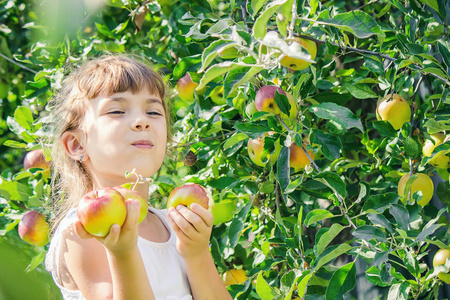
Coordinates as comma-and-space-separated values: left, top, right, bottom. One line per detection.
45, 55, 232, 300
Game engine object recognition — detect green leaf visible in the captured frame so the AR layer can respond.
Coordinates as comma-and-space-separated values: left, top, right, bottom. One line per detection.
3, 140, 28, 148
173, 54, 202, 81
200, 40, 238, 72
256, 271, 277, 300
389, 204, 409, 231
0, 179, 33, 202
25, 250, 47, 272
342, 82, 377, 99
234, 122, 271, 135
315, 171, 347, 198
352, 225, 387, 242
316, 223, 346, 256
368, 213, 393, 233
224, 65, 263, 97
309, 102, 363, 132
14, 106, 34, 131
305, 209, 334, 227
273, 90, 291, 116
438, 41, 450, 69
418, 0, 439, 11
276, 0, 294, 37
315, 243, 352, 270
296, 272, 312, 298
387, 282, 410, 300
317, 10, 385, 44
197, 62, 242, 91
362, 193, 398, 213
223, 133, 249, 150
326, 262, 356, 300
277, 146, 290, 191
311, 129, 342, 160
404, 136, 420, 158
253, 0, 289, 40
437, 181, 450, 206
251, 0, 268, 17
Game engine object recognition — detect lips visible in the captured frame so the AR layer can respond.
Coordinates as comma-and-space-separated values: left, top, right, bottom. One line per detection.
132, 140, 153, 149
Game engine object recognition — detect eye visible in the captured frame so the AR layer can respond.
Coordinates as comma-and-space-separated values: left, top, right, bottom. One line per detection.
107, 110, 124, 115
147, 111, 163, 116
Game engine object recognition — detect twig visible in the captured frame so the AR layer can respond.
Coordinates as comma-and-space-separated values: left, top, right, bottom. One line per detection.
0, 52, 37, 74
276, 115, 357, 229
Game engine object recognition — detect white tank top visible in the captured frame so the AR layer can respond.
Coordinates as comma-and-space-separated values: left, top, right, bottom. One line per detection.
45, 207, 193, 300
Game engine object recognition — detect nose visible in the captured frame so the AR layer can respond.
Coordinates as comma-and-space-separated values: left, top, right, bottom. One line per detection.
132, 115, 151, 131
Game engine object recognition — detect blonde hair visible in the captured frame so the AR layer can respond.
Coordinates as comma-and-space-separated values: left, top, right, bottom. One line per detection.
47, 54, 170, 232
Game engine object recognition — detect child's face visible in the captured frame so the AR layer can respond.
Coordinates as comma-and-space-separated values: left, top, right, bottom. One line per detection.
80, 88, 167, 187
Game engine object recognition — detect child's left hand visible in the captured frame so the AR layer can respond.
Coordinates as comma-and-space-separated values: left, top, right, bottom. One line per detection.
166, 203, 214, 261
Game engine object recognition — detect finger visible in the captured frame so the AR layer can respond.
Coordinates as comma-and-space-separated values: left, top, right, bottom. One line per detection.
73, 220, 93, 240
168, 206, 201, 239
190, 203, 214, 228
175, 205, 205, 232
166, 208, 191, 241
121, 199, 140, 231
102, 223, 121, 246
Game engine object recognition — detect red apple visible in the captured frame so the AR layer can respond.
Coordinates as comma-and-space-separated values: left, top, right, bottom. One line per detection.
255, 85, 297, 119
24, 149, 50, 171
18, 211, 50, 247
77, 188, 127, 237
167, 183, 214, 212
113, 186, 148, 223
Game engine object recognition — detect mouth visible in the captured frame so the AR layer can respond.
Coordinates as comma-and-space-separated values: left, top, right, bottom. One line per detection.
132, 140, 154, 149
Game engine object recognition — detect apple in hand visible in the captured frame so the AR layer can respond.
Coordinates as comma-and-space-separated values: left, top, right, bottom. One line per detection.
176, 73, 198, 103
376, 94, 411, 130
280, 37, 317, 71
167, 183, 214, 212
433, 248, 450, 284
24, 149, 51, 171
113, 185, 148, 223
18, 210, 50, 247
77, 188, 127, 237
255, 85, 297, 119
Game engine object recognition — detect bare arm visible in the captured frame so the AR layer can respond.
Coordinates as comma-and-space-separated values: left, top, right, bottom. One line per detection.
167, 204, 232, 300
64, 199, 155, 300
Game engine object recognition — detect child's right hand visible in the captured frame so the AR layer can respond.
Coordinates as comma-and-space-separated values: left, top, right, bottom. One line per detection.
74, 199, 141, 255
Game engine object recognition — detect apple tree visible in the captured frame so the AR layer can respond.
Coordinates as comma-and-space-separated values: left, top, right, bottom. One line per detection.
0, 0, 449, 299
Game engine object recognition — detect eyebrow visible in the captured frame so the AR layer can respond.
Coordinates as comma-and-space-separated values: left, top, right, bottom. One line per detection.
107, 96, 163, 105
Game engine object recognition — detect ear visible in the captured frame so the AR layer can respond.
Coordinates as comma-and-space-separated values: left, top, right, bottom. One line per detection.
62, 130, 86, 161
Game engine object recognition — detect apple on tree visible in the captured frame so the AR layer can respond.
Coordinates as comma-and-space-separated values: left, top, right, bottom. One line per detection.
376, 94, 411, 130
280, 37, 317, 71
24, 149, 51, 171
77, 188, 127, 237
255, 85, 297, 119
289, 142, 314, 172
18, 210, 50, 247
113, 185, 148, 223
422, 133, 450, 169
167, 183, 214, 212
397, 173, 434, 206
247, 133, 281, 167
176, 73, 198, 103
433, 248, 450, 284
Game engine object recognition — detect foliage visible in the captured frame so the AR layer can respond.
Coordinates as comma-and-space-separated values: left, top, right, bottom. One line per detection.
1, 0, 450, 299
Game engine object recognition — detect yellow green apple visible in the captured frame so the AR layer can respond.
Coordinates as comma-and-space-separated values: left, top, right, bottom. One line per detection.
167, 183, 214, 212
376, 94, 411, 130
210, 86, 226, 105
423, 133, 450, 169
397, 173, 434, 206
433, 248, 450, 284
113, 186, 148, 224
77, 188, 127, 237
18, 211, 50, 247
176, 73, 198, 103
212, 201, 237, 225
280, 37, 317, 71
222, 269, 248, 286
289, 142, 314, 172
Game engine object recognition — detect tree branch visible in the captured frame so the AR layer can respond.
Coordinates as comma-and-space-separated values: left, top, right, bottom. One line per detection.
0, 52, 37, 74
